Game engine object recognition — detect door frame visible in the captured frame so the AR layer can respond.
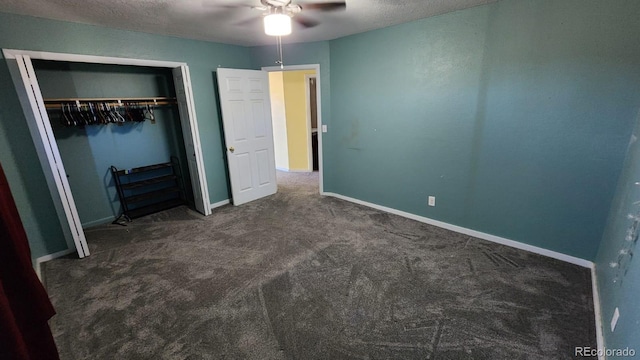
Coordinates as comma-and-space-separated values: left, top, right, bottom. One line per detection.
3, 48, 211, 258
304, 74, 316, 173
261, 64, 324, 193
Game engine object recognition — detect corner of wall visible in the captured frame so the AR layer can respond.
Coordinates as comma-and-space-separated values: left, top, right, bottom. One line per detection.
590, 263, 605, 359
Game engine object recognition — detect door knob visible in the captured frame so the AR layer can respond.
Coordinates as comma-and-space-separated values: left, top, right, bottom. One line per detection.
229, 146, 235, 153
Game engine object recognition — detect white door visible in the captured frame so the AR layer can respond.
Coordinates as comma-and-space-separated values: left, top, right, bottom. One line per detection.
11, 55, 90, 258
217, 68, 277, 205
172, 66, 211, 215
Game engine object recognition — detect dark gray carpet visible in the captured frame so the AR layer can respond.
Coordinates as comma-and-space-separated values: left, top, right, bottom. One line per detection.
43, 171, 596, 359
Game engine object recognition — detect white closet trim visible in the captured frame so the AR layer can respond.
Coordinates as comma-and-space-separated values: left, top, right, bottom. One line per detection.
3, 48, 211, 259
3, 49, 185, 68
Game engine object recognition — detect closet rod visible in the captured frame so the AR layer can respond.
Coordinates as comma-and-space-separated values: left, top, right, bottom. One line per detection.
43, 97, 177, 110
44, 96, 176, 102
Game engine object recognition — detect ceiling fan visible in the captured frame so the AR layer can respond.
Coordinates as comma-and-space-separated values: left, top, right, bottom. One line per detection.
233, 0, 347, 35
211, 0, 346, 67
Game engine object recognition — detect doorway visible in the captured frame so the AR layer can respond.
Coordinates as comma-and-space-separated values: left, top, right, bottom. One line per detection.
262, 65, 323, 193
3, 49, 211, 259
307, 75, 319, 172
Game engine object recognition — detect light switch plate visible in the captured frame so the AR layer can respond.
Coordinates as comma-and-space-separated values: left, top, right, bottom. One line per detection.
322, 125, 327, 133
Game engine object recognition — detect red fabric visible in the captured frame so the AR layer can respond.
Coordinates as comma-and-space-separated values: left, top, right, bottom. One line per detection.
0, 163, 60, 360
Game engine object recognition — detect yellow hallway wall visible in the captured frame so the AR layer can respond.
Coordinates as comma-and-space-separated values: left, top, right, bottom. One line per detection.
282, 69, 316, 171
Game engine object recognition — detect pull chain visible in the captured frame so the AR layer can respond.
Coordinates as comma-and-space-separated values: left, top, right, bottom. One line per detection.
276, 36, 284, 69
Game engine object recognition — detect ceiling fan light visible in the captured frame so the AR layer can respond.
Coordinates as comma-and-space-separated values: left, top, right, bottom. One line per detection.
264, 14, 292, 36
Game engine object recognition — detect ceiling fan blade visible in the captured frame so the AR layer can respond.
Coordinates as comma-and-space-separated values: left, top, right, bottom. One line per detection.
298, 1, 346, 11
201, 0, 263, 9
294, 15, 320, 28
235, 16, 262, 27
199, 2, 255, 23
202, 2, 237, 9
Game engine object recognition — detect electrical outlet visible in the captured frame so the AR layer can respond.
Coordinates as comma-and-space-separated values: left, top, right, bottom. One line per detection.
428, 196, 436, 207
611, 307, 620, 332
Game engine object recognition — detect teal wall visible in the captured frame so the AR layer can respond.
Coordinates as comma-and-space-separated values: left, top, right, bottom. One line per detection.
0, 12, 251, 260
327, 0, 640, 261
596, 117, 640, 355
33, 61, 191, 228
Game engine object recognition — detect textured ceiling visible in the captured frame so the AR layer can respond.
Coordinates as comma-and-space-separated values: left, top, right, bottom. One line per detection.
0, 0, 496, 46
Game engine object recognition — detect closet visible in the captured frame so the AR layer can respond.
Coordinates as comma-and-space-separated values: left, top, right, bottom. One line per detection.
33, 60, 194, 228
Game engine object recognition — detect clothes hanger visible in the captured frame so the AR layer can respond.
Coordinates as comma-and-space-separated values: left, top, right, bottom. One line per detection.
61, 103, 72, 127
143, 103, 155, 123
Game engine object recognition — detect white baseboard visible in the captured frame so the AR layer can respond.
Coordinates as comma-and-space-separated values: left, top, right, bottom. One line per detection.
276, 166, 290, 172
322, 192, 593, 268
277, 167, 312, 173
288, 169, 312, 173
210, 199, 230, 210
590, 264, 605, 360
35, 248, 75, 281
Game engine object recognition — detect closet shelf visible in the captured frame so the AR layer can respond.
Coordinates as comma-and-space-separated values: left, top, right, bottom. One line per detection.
44, 96, 177, 110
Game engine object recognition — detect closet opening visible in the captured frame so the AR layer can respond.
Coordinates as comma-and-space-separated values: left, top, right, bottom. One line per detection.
32, 60, 195, 228
4, 49, 211, 260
